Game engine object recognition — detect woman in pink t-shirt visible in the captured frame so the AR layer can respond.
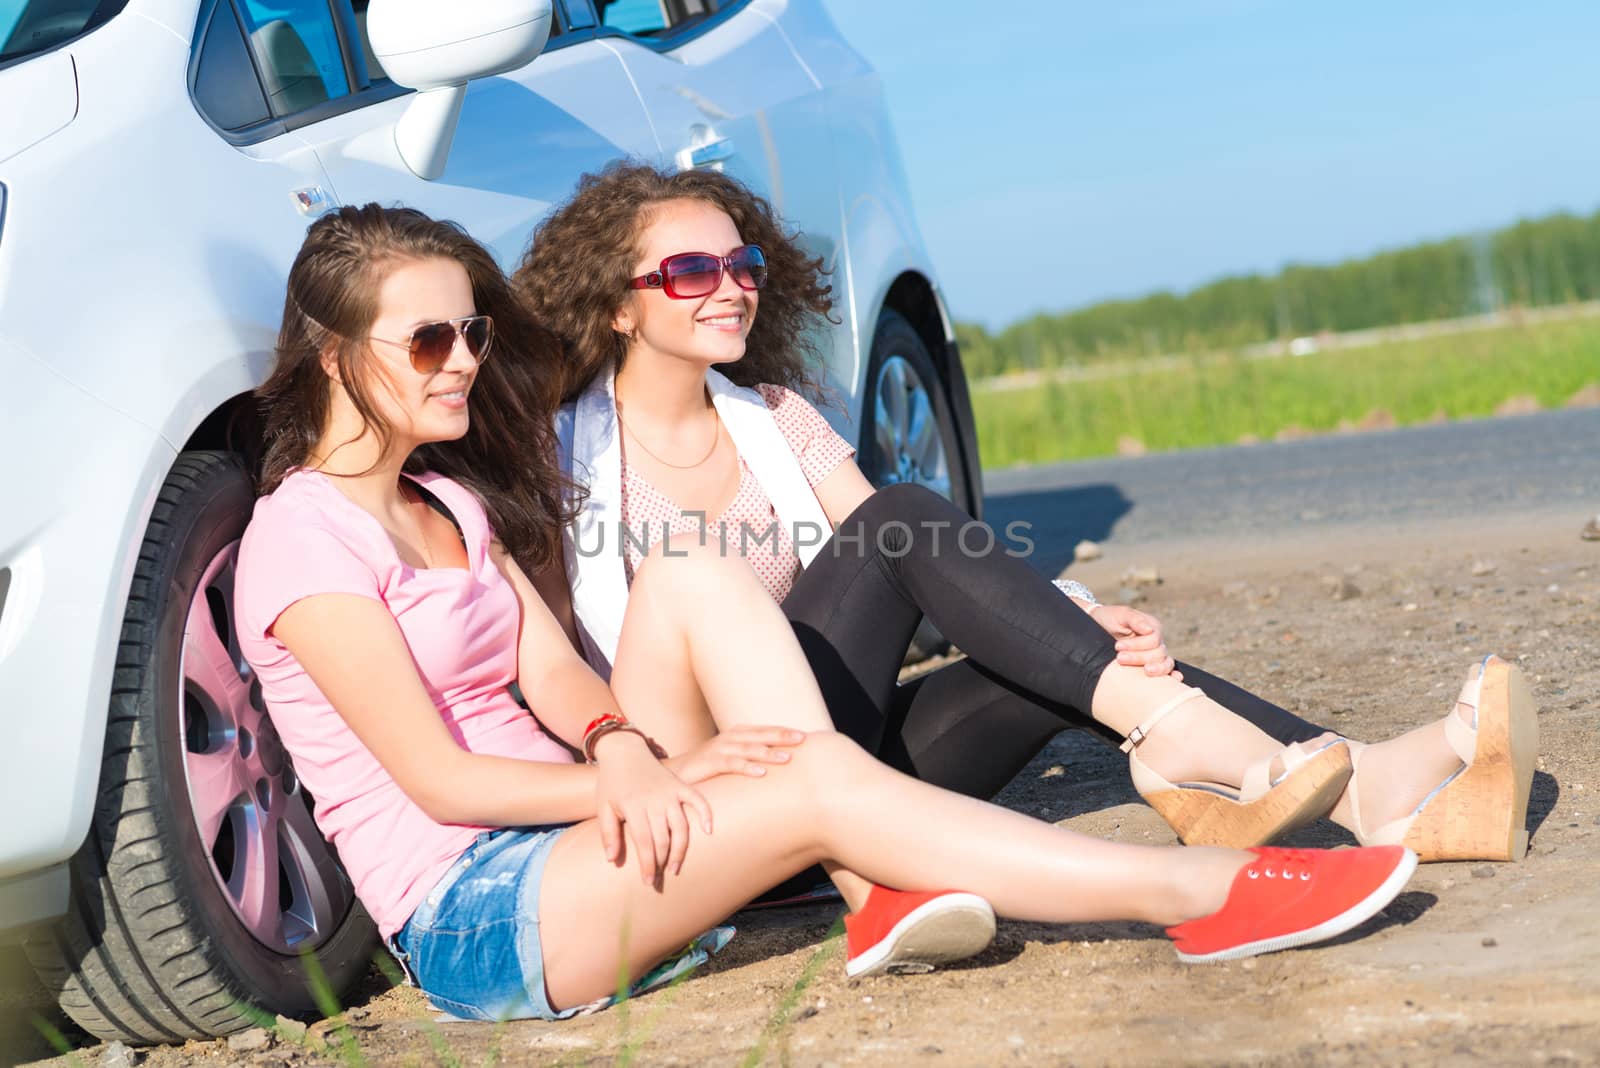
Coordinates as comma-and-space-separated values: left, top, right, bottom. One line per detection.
237, 203, 1418, 1023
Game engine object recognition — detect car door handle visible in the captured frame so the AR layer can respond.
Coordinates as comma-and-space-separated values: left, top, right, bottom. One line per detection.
676, 137, 735, 171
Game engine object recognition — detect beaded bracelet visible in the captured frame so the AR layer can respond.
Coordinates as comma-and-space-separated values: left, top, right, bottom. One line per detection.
581, 713, 667, 764
582, 712, 626, 741
583, 719, 649, 763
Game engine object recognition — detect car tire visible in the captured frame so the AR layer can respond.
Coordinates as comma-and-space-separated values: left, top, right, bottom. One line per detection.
857, 311, 975, 662
23, 451, 375, 1045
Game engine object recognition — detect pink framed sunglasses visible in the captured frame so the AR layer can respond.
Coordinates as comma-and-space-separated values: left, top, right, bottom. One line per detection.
628, 244, 767, 299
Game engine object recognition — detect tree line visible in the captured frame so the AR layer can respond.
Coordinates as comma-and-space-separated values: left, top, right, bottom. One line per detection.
956, 207, 1600, 378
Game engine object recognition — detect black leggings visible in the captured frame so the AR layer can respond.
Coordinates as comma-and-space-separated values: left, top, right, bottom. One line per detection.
780, 484, 1328, 801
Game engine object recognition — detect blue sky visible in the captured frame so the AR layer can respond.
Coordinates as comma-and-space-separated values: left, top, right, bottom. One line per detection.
822, 1, 1600, 329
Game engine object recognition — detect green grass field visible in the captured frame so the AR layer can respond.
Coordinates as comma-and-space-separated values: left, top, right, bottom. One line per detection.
972, 316, 1600, 468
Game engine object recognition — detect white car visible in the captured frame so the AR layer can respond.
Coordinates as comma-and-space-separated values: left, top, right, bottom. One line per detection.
0, 0, 983, 1044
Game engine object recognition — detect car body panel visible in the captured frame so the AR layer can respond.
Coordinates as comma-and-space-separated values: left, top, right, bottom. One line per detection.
0, 331, 178, 882
3, 17, 332, 443
0, 50, 78, 165
0, 864, 69, 943
786, 24, 948, 441
129, 0, 205, 42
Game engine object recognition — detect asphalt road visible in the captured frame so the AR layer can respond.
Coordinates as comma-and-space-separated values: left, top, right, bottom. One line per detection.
983, 407, 1600, 577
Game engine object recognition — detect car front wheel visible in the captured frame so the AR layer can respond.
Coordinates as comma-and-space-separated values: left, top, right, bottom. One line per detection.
24, 451, 374, 1045
858, 311, 972, 512
858, 311, 976, 661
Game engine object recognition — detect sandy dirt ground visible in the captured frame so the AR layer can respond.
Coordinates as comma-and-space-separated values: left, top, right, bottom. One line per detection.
6, 511, 1599, 1067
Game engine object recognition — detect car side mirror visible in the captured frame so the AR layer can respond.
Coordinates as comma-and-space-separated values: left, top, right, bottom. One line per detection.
366, 0, 554, 180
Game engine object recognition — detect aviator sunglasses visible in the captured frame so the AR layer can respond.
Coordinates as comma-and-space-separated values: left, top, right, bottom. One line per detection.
368, 315, 494, 374
628, 244, 767, 300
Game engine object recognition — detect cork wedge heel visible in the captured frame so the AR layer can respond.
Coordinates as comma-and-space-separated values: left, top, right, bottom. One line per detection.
1347, 655, 1538, 862
1123, 687, 1354, 849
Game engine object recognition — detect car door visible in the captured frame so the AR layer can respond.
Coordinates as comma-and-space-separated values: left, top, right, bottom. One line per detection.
267, 0, 662, 268
584, 0, 857, 395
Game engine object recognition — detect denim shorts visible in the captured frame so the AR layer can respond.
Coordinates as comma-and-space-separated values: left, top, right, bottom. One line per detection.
390, 826, 577, 1022
389, 826, 739, 1023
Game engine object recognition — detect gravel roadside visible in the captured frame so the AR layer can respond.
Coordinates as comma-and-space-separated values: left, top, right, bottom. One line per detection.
8, 509, 1598, 1067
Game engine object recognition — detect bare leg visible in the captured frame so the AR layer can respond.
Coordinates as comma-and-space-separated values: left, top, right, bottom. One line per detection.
609, 537, 874, 910
1086, 652, 1343, 795
539, 731, 1250, 1011
1091, 647, 1479, 842
1093, 656, 1473, 832
1330, 709, 1465, 833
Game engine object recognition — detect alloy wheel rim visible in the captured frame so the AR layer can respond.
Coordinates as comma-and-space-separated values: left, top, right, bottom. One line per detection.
177, 542, 354, 954
871, 353, 953, 499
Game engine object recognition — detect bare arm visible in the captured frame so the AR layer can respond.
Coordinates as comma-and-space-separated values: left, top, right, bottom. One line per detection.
529, 555, 584, 655
272, 594, 609, 827
489, 541, 629, 750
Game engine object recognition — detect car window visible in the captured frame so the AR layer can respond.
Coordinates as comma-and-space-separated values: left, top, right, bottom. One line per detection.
596, 0, 718, 37
1, 0, 131, 67
193, 0, 273, 130
234, 0, 350, 115
193, 0, 573, 140
598, 0, 667, 35
557, 0, 596, 31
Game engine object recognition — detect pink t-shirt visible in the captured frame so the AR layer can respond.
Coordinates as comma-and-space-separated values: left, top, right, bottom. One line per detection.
235, 468, 574, 937
619, 384, 855, 603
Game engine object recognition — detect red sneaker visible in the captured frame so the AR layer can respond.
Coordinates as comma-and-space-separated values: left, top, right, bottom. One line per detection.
843, 887, 996, 978
1166, 845, 1417, 963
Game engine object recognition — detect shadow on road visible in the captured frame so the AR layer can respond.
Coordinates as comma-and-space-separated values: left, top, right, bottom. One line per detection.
983, 482, 1134, 577
1527, 771, 1560, 843
1316, 890, 1440, 950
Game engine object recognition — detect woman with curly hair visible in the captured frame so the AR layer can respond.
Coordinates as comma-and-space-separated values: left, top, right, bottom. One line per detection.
235, 203, 1422, 1022
510, 161, 1537, 965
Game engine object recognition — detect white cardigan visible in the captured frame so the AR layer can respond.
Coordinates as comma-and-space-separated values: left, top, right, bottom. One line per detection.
553, 368, 832, 677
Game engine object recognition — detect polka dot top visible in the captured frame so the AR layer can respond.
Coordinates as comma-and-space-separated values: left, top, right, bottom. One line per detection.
619, 383, 856, 604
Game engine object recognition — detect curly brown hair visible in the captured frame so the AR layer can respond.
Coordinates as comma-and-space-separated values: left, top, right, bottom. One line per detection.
257, 204, 581, 573
511, 160, 836, 402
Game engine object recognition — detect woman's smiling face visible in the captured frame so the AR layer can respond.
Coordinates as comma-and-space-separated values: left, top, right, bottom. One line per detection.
349, 256, 483, 447
614, 198, 758, 368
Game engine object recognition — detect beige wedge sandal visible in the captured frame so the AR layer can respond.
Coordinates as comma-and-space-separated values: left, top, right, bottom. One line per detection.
1123, 687, 1354, 849
1347, 655, 1538, 862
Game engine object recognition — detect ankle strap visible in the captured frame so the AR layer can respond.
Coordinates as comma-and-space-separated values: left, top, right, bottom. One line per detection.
1118, 686, 1208, 753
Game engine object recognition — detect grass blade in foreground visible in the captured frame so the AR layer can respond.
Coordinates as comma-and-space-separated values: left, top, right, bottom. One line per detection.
742, 917, 844, 1068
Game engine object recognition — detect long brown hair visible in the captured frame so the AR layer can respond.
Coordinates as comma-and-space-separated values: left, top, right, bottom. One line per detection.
257, 203, 580, 572
511, 161, 836, 402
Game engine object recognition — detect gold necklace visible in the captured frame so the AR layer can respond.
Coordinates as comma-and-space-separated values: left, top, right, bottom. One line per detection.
618, 411, 722, 470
